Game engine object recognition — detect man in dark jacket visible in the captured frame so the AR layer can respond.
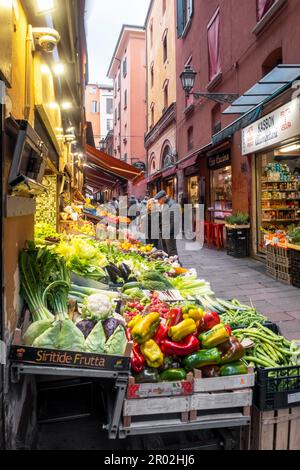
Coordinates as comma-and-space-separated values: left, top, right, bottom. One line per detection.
154, 190, 180, 257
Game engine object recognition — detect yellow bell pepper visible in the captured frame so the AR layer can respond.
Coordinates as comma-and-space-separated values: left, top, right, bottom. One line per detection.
141, 340, 164, 368
183, 308, 204, 323
132, 312, 160, 344
168, 318, 197, 342
128, 314, 143, 330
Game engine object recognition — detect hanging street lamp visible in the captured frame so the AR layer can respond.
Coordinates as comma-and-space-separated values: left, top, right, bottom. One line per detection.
180, 65, 239, 104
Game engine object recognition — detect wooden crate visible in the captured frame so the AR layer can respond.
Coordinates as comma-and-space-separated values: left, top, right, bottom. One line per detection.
189, 369, 253, 423
277, 263, 292, 284
193, 368, 255, 393
127, 373, 193, 399
251, 407, 300, 450
123, 395, 190, 429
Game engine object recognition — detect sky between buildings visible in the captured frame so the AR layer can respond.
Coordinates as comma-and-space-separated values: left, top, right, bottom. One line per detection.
86, 0, 150, 85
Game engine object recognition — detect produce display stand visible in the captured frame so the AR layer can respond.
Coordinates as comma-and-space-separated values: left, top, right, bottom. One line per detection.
11, 363, 129, 439
119, 368, 254, 440
9, 321, 132, 440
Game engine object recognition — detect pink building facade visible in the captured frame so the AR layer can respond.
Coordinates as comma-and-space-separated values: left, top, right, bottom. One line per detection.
107, 25, 147, 174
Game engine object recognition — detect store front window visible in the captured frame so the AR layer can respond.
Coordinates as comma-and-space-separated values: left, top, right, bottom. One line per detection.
208, 151, 232, 222
164, 177, 176, 200
188, 175, 199, 206
256, 146, 300, 253
210, 166, 232, 221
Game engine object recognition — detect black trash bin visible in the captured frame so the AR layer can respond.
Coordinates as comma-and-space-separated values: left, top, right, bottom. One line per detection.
226, 225, 250, 258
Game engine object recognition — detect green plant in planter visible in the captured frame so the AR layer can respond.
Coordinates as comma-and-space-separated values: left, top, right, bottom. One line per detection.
288, 225, 300, 245
225, 212, 250, 226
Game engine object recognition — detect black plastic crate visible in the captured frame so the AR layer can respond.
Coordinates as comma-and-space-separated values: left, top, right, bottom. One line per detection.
254, 365, 300, 411
226, 228, 250, 258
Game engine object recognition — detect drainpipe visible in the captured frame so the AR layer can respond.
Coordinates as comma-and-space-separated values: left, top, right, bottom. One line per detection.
24, 25, 33, 121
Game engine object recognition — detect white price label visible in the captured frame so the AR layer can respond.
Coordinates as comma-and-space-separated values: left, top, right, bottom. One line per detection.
288, 392, 300, 404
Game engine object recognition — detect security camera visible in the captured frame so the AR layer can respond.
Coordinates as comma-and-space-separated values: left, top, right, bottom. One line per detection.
32, 28, 61, 53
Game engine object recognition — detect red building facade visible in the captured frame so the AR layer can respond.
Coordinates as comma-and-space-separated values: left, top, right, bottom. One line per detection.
175, 0, 300, 255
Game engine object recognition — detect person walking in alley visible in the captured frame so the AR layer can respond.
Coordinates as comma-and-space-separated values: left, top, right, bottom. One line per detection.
154, 190, 180, 258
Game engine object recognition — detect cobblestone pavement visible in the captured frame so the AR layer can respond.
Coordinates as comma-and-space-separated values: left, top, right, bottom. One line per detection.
178, 240, 300, 340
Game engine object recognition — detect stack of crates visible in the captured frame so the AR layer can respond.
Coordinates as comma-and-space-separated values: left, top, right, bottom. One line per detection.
290, 248, 300, 288
265, 245, 292, 284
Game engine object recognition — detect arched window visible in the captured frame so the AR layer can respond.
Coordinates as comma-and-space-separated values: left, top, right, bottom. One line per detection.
161, 143, 172, 169
149, 153, 156, 175
262, 48, 283, 76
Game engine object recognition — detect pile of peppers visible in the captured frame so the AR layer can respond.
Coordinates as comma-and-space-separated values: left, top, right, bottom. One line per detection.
127, 303, 247, 383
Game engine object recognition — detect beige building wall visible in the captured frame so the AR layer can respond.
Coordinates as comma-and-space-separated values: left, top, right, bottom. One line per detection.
146, 0, 177, 131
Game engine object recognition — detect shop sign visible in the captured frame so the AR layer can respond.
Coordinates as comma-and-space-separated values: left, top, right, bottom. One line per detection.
133, 161, 147, 172
242, 98, 300, 155
208, 151, 231, 170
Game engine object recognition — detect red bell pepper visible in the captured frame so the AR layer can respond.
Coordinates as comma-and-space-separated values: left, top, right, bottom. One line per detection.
199, 311, 220, 333
130, 344, 145, 374
225, 325, 232, 336
126, 327, 132, 341
160, 334, 200, 356
167, 307, 183, 328
153, 322, 169, 345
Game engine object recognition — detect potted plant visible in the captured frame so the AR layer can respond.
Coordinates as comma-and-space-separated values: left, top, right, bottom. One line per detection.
225, 212, 250, 258
225, 212, 250, 229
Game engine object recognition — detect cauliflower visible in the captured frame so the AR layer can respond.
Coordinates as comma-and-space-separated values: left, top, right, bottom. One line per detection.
82, 294, 113, 320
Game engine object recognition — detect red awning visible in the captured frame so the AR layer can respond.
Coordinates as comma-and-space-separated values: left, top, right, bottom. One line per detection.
178, 154, 199, 170
161, 166, 177, 179
86, 145, 144, 183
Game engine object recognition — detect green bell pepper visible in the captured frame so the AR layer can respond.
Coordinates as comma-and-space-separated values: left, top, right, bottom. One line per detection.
220, 361, 248, 377
160, 368, 187, 382
183, 348, 222, 371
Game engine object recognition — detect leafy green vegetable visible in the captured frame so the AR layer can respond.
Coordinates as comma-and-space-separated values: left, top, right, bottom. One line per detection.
85, 321, 106, 353
104, 325, 126, 355
19, 244, 70, 322
23, 320, 53, 346
225, 212, 250, 226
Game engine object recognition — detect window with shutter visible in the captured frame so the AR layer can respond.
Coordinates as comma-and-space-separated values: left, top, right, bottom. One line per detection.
177, 0, 194, 37
123, 57, 127, 77
207, 9, 221, 82
91, 101, 98, 113
257, 0, 275, 20
124, 89, 127, 109
163, 32, 168, 63
106, 98, 113, 115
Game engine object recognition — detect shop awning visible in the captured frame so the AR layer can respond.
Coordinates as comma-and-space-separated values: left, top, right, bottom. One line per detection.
213, 64, 300, 146
86, 145, 145, 184
161, 166, 177, 178
178, 153, 199, 170
223, 65, 300, 115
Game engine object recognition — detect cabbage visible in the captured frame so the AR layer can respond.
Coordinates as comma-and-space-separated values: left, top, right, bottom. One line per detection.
32, 319, 85, 352
85, 321, 106, 353
23, 320, 53, 346
76, 319, 97, 339
32, 321, 61, 349
82, 294, 112, 320
104, 326, 126, 356
58, 319, 85, 352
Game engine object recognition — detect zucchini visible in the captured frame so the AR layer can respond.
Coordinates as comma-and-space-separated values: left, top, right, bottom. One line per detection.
122, 282, 142, 291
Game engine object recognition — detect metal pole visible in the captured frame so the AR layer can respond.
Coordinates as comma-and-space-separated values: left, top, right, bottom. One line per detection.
0, 79, 5, 450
